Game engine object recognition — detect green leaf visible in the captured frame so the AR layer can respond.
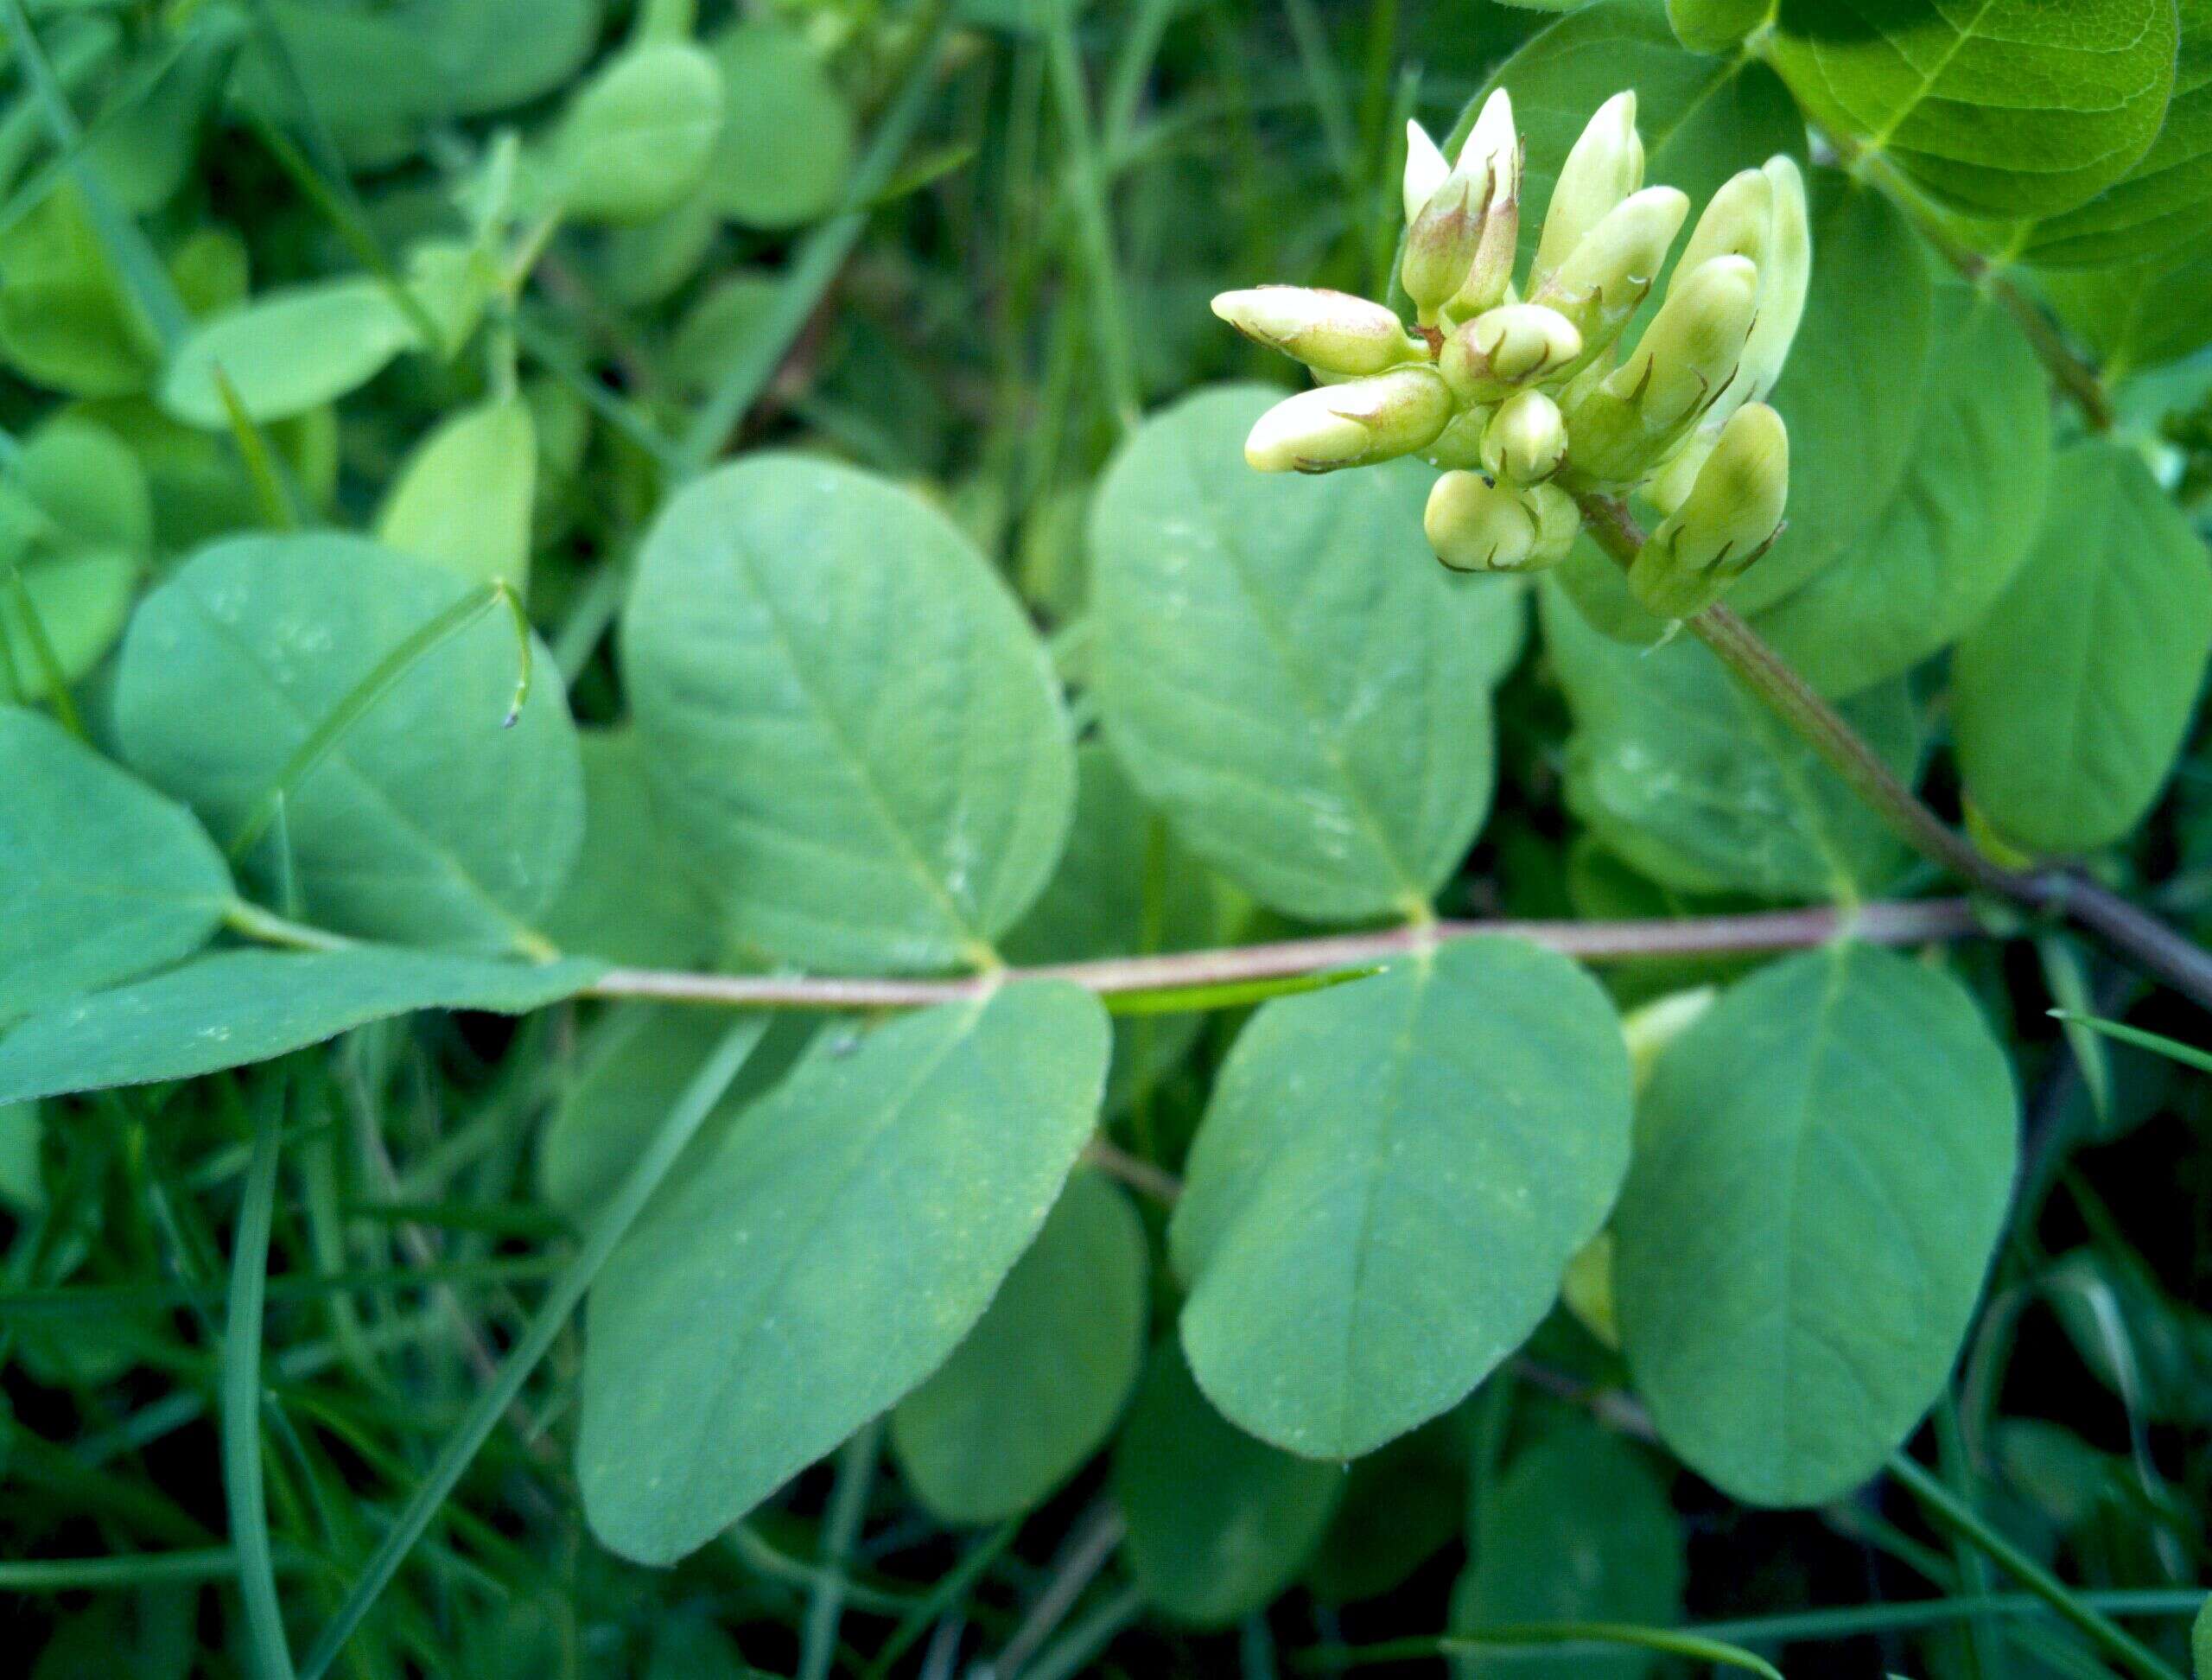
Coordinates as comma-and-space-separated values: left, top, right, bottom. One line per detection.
1114, 1342, 1344, 1626
540, 729, 718, 970
622, 454, 1076, 974
1172, 937, 1633, 1459
891, 1168, 1147, 1524
0, 416, 152, 699
1768, 0, 2179, 219
702, 20, 854, 230
376, 394, 537, 594
1449, 1419, 1684, 1680
114, 533, 584, 954
1953, 441, 2212, 856
1612, 944, 2018, 1506
0, 947, 601, 1104
1718, 172, 1934, 616
576, 980, 1110, 1565
1090, 384, 1513, 923
1667, 0, 1770, 52
539, 1002, 812, 1221
552, 41, 724, 226
1002, 741, 1230, 1111
2038, 243, 2212, 378
1541, 582, 1921, 900
0, 707, 232, 1020
431, 0, 602, 118
159, 278, 423, 428
2018, 0, 2212, 266
1305, 1416, 1468, 1605
1472, 0, 1804, 285
2193, 1594, 2209, 1680
1745, 287, 2051, 697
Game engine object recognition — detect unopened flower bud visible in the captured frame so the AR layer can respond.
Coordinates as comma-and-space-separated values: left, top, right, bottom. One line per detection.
1679, 167, 1773, 276
1401, 171, 1488, 321
1532, 185, 1689, 365
1563, 258, 1758, 485
1243, 367, 1452, 474
1532, 92, 1643, 292
1402, 120, 1450, 223
1628, 402, 1788, 617
1425, 472, 1579, 572
1440, 302, 1581, 400
1461, 87, 1518, 181
1481, 389, 1567, 485
1211, 287, 1424, 377
1737, 156, 1809, 405
1427, 470, 1535, 571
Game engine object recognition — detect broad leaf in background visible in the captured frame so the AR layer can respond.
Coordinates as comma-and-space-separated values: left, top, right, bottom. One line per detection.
378, 395, 537, 593
1954, 442, 2212, 856
624, 455, 1076, 974
0, 947, 602, 1104
1091, 385, 1515, 923
1173, 938, 1633, 1459
115, 534, 584, 954
0, 709, 232, 1020
1722, 174, 1934, 615
1543, 584, 1920, 900
1472, 0, 1803, 284
1115, 1343, 1344, 1626
1768, 0, 2177, 219
541, 729, 719, 970
1450, 1419, 1684, 1679
2017, 0, 2212, 267
1613, 944, 2018, 1505
160, 279, 423, 428
702, 20, 855, 229
538, 1003, 813, 1221
551, 41, 724, 226
2039, 244, 2212, 379
0, 188, 162, 398
1748, 287, 2051, 697
892, 1168, 1147, 1524
578, 982, 1110, 1565
1002, 741, 1233, 1112
0, 417, 154, 698
1304, 1416, 1468, 1606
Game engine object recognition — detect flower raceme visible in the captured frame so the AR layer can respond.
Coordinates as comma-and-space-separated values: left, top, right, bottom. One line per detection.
1210, 88, 1811, 619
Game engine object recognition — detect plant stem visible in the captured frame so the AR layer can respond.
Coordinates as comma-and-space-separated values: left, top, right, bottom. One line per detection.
582, 900, 1979, 1011
1887, 1452, 2189, 1680
1577, 493, 2212, 1012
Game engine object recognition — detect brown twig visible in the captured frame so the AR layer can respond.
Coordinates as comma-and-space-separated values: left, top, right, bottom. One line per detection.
584, 900, 1980, 1009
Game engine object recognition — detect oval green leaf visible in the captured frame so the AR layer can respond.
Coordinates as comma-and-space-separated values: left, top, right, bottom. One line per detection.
540, 729, 719, 970
1090, 384, 1512, 924
891, 1168, 1148, 1524
622, 454, 1077, 974
702, 20, 855, 229
1114, 1341, 1344, 1626
114, 533, 584, 954
577, 980, 1111, 1565
553, 41, 724, 226
1612, 943, 2018, 1506
377, 394, 537, 594
1172, 936, 1634, 1460
1769, 0, 2178, 220
1953, 441, 2212, 856
160, 278, 423, 428
1542, 582, 1921, 900
0, 708, 232, 1020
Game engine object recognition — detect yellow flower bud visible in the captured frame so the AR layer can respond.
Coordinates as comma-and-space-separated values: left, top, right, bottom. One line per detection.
1439, 302, 1582, 401
1628, 402, 1789, 617
1211, 286, 1425, 377
1401, 170, 1488, 321
1426, 470, 1536, 571
1617, 254, 1759, 430
1678, 166, 1774, 277
1481, 389, 1567, 485
1531, 185, 1689, 365
1243, 367, 1453, 474
1738, 156, 1810, 405
1532, 92, 1643, 293
1425, 472, 1580, 572
1402, 120, 1450, 223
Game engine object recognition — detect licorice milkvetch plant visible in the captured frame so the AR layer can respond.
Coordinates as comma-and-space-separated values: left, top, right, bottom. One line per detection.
1215, 87, 1807, 620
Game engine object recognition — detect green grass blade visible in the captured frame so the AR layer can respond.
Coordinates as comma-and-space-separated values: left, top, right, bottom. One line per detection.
296, 1014, 772, 1680
221, 1073, 300, 1680
2050, 1011, 2212, 1076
